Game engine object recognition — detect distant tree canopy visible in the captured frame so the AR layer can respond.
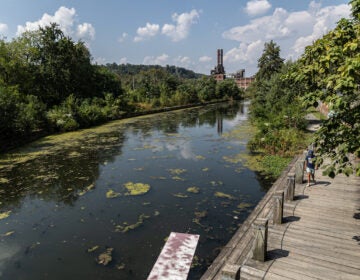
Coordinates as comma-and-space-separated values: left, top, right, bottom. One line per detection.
0, 23, 243, 151
106, 63, 203, 80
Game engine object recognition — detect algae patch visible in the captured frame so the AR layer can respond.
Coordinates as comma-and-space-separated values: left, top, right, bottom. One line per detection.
237, 202, 253, 209
0, 211, 11, 220
168, 169, 187, 175
106, 189, 121, 198
214, 192, 236, 200
173, 193, 188, 198
97, 248, 113, 266
187, 186, 200, 194
124, 182, 150, 196
115, 214, 150, 233
78, 184, 95, 196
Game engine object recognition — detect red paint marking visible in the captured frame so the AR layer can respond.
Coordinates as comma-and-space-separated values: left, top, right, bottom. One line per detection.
147, 232, 200, 280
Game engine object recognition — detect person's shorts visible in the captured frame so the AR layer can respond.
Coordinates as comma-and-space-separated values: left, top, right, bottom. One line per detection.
306, 167, 315, 174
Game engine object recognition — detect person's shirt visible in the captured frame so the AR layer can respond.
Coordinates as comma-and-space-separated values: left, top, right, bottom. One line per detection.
305, 154, 316, 169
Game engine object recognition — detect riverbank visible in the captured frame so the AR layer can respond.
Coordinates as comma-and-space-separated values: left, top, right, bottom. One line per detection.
0, 99, 232, 154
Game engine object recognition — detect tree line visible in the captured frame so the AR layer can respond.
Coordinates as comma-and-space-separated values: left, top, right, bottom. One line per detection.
248, 0, 359, 177
0, 23, 243, 151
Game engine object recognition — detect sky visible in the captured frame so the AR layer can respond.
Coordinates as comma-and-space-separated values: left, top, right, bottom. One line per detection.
0, 0, 351, 76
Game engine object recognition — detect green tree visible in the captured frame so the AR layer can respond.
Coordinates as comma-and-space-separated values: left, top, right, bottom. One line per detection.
197, 76, 216, 101
216, 79, 243, 100
256, 40, 284, 81
294, 1, 360, 176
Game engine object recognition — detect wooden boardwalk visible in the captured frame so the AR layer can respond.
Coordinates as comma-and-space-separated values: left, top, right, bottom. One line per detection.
201, 157, 360, 280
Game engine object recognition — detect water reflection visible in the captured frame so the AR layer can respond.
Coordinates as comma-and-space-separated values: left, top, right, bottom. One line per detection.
0, 101, 264, 280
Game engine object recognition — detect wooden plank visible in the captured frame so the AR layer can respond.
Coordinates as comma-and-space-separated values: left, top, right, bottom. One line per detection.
269, 227, 359, 249
269, 230, 360, 256
272, 255, 360, 280
266, 245, 360, 274
201, 154, 360, 280
147, 232, 199, 280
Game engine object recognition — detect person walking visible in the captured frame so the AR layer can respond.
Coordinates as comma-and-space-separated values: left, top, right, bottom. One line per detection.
304, 149, 317, 187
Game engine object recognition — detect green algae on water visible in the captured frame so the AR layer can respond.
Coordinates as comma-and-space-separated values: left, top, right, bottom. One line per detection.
237, 202, 253, 209
172, 176, 185, 181
0, 178, 9, 183
0, 211, 11, 220
97, 248, 113, 266
187, 186, 200, 194
78, 184, 95, 196
210, 181, 223, 187
173, 193, 188, 198
168, 168, 187, 175
193, 210, 207, 227
2, 231, 15, 237
124, 182, 150, 196
87, 245, 99, 253
214, 192, 236, 200
115, 214, 150, 233
106, 189, 121, 198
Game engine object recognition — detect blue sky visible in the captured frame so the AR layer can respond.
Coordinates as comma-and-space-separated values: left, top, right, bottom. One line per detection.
0, 0, 351, 76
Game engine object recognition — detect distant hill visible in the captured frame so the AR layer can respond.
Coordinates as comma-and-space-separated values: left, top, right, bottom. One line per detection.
105, 63, 204, 79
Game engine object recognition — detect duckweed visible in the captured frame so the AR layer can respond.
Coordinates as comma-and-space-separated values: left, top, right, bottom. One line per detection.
237, 202, 253, 209
172, 176, 185, 181
97, 248, 113, 266
87, 245, 99, 253
124, 182, 150, 196
106, 189, 121, 198
187, 187, 200, 194
214, 192, 236, 200
168, 168, 187, 175
115, 214, 150, 233
173, 193, 188, 198
78, 184, 95, 196
0, 211, 11, 220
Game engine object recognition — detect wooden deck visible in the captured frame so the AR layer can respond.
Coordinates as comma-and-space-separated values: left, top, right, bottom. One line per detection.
201, 157, 360, 280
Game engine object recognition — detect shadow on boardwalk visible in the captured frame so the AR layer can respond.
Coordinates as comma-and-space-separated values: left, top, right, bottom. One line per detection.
200, 112, 360, 279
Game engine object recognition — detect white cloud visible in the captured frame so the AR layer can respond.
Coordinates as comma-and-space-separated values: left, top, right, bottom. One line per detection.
17, 6, 76, 36
118, 32, 128, 43
161, 9, 200, 42
134, 23, 159, 42
143, 54, 169, 65
223, 2, 350, 75
225, 40, 263, 63
292, 3, 350, 55
76, 22, 95, 40
199, 56, 212, 63
174, 56, 192, 68
119, 57, 127, 64
0, 23, 8, 36
16, 6, 96, 42
245, 0, 271, 17
93, 57, 106, 65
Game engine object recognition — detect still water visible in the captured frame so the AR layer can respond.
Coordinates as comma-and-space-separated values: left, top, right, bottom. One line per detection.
0, 101, 267, 279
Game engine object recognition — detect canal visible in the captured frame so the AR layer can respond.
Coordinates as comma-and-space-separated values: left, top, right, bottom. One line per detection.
0, 101, 268, 279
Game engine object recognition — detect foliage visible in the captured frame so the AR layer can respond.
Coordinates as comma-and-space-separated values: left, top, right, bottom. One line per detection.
293, 1, 360, 176
0, 23, 244, 151
106, 63, 203, 80
249, 42, 307, 157
255, 40, 284, 81
260, 155, 293, 178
